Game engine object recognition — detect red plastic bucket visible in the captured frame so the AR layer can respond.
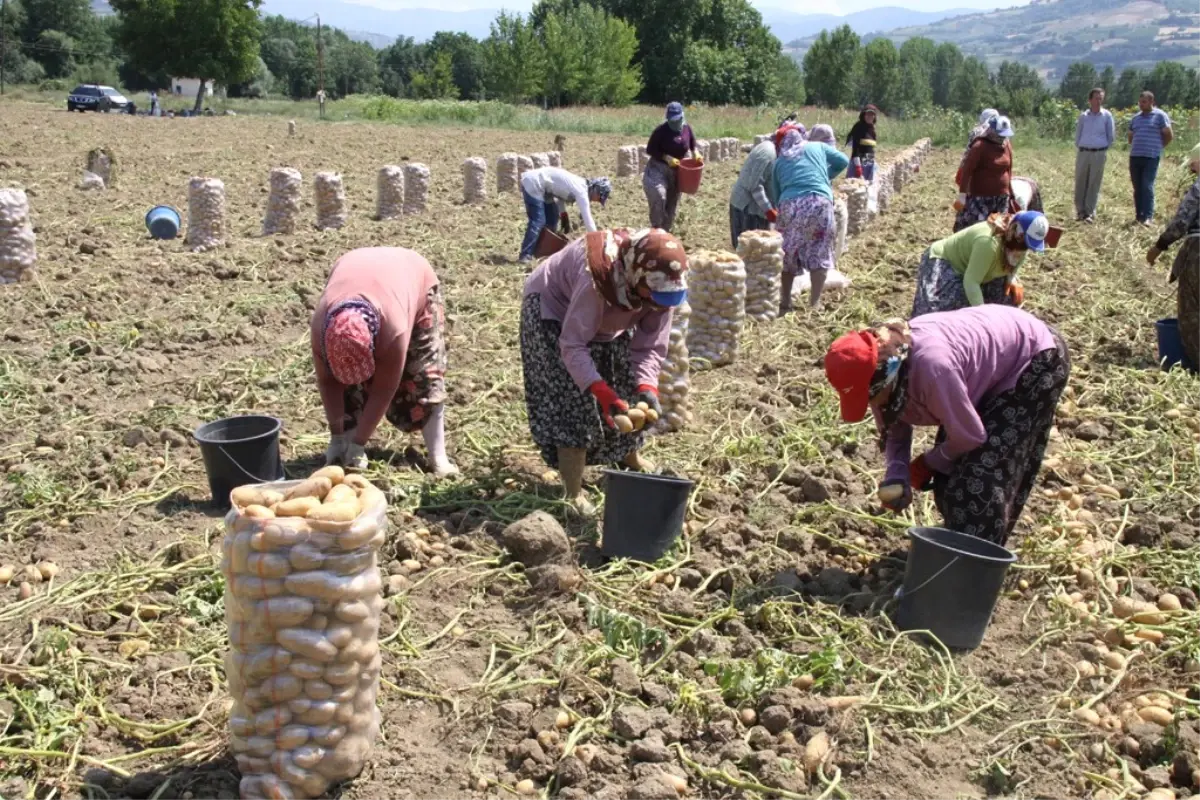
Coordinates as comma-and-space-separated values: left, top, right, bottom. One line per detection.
677, 159, 704, 194
534, 227, 568, 258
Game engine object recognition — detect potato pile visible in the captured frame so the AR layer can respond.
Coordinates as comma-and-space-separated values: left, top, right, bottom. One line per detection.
462, 157, 487, 205
517, 155, 534, 179
656, 302, 691, 432
617, 146, 639, 178
687, 250, 746, 368
548, 151, 563, 168
314, 172, 348, 231
263, 167, 303, 235
376, 165, 405, 220
833, 196, 849, 256
613, 401, 660, 434
86, 147, 115, 188
0, 188, 36, 285
496, 153, 519, 194
530, 152, 552, 169
223, 466, 387, 800
737, 229, 783, 322
403, 163, 430, 215
186, 177, 226, 252
288, 120, 296, 136
841, 180, 870, 235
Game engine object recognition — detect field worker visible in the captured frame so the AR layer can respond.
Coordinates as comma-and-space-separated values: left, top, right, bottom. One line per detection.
954, 108, 999, 188
1128, 91, 1174, 226
518, 166, 611, 264
520, 228, 688, 512
1073, 87, 1114, 223
643, 102, 701, 232
1010, 176, 1044, 214
729, 138, 778, 248
824, 305, 1070, 545
846, 104, 879, 181
912, 210, 1049, 317
1146, 142, 1200, 369
955, 115, 1015, 231
312, 247, 457, 477
774, 123, 849, 313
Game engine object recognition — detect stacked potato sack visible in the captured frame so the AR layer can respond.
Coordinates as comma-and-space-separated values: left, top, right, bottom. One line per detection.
263, 168, 303, 235
403, 163, 430, 215
517, 156, 534, 179
617, 146, 639, 178
687, 250, 746, 368
705, 140, 722, 164
738, 230, 783, 322
288, 120, 297, 136
462, 157, 487, 205
637, 146, 650, 172
694, 140, 710, 162
833, 196, 849, 256
315, 172, 348, 231
754, 134, 772, 145
496, 154, 519, 194
842, 179, 869, 235
223, 468, 387, 800
79, 171, 105, 191
186, 177, 226, 252
531, 152, 552, 169
0, 189, 36, 285
656, 302, 691, 432
875, 163, 895, 214
86, 148, 115, 188
548, 151, 563, 168
721, 138, 741, 160
376, 166, 405, 220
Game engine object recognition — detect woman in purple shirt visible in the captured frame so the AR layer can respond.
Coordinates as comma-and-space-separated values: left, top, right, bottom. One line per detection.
825, 305, 1070, 545
521, 228, 689, 512
643, 102, 701, 233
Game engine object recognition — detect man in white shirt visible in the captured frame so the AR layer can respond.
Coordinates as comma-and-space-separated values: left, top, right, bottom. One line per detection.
1073, 87, 1115, 223
518, 168, 611, 263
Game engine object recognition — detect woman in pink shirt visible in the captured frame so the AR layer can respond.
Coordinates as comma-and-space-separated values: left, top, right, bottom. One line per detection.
521, 228, 689, 511
824, 305, 1070, 545
311, 247, 457, 476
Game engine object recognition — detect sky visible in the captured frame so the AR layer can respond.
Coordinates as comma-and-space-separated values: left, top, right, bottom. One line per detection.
267, 0, 1029, 16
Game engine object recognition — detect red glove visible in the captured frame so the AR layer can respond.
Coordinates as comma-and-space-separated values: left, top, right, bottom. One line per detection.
589, 381, 628, 429
635, 384, 661, 415
766, 208, 779, 223
559, 211, 571, 234
1006, 282, 1024, 307
909, 455, 934, 492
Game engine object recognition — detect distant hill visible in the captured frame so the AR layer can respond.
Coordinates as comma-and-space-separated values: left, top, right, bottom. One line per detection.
764, 6, 978, 46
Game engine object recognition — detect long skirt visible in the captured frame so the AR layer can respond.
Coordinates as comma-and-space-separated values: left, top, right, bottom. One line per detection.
954, 194, 1010, 232
520, 293, 643, 468
932, 333, 1071, 546
779, 194, 835, 276
643, 159, 681, 232
911, 248, 1012, 317
341, 285, 448, 434
1172, 237, 1200, 369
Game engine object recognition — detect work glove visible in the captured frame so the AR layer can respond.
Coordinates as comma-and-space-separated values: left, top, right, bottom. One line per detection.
877, 480, 912, 512
1146, 246, 1162, 266
588, 381, 628, 429
909, 454, 934, 492
325, 432, 349, 465
666, 156, 681, 169
634, 384, 662, 415
559, 211, 572, 234
344, 441, 368, 471
1006, 280, 1025, 307
953, 193, 966, 212
766, 208, 779, 224
694, 154, 704, 165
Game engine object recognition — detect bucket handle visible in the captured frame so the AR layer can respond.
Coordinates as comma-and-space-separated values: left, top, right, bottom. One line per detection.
893, 556, 960, 601
216, 444, 287, 485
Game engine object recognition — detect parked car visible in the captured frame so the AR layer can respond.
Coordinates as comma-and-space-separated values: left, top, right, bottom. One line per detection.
67, 85, 134, 113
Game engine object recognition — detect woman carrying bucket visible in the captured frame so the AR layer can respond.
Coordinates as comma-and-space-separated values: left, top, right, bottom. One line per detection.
823, 305, 1070, 545
643, 102, 702, 233
1146, 142, 1200, 370
311, 247, 457, 477
520, 228, 688, 513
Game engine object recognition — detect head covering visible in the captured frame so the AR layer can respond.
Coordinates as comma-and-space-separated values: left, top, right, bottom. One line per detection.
852, 107, 877, 144
825, 330, 878, 423
777, 126, 808, 160
774, 122, 805, 153
987, 115, 1015, 142
587, 177, 612, 206
808, 124, 835, 145
1012, 210, 1049, 251
666, 102, 684, 121
584, 228, 688, 311
979, 108, 999, 125
323, 299, 380, 385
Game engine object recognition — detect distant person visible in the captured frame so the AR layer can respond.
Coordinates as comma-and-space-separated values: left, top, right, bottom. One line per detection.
955, 108, 999, 188
517, 166, 611, 264
643, 102, 701, 233
149, 90, 160, 117
1073, 88, 1114, 223
1146, 142, 1200, 369
729, 138, 778, 248
1128, 91, 1173, 226
954, 115, 1014, 231
846, 104, 879, 182
317, 88, 327, 119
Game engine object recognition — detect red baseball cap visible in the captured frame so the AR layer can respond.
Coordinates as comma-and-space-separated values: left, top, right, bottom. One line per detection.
824, 330, 879, 423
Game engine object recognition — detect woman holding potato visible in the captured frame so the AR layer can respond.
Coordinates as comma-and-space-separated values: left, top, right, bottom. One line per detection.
311, 247, 458, 477
520, 228, 689, 511
824, 305, 1070, 545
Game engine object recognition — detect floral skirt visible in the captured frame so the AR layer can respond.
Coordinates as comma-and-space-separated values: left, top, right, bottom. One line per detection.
911, 249, 1012, 317
779, 194, 835, 275
341, 285, 448, 434
519, 293, 643, 467
933, 333, 1071, 545
954, 194, 1010, 232
1173, 237, 1199, 369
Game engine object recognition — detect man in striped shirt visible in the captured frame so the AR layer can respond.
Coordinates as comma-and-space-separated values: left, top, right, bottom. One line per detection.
1127, 91, 1174, 226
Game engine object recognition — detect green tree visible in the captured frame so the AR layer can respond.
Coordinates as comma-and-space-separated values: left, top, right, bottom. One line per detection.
378, 36, 424, 97
483, 11, 544, 104
227, 55, 273, 97
20, 0, 92, 44
328, 37, 379, 97
802, 25, 860, 108
993, 60, 1046, 117
1113, 67, 1142, 108
110, 0, 264, 113
893, 36, 934, 112
771, 54, 805, 107
34, 29, 76, 78
1059, 61, 1098, 108
567, 4, 641, 105
950, 56, 992, 113
1099, 65, 1115, 95
931, 42, 963, 108
409, 50, 458, 99
426, 32, 485, 100
539, 9, 579, 106
855, 37, 898, 110
1145, 60, 1199, 107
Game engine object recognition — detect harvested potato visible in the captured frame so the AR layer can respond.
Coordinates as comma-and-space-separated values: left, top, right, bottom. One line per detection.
285, 477, 333, 502
1156, 593, 1181, 612
244, 504, 276, 519
36, 562, 59, 580
276, 497, 323, 518
1073, 707, 1101, 726
308, 503, 360, 523
1137, 706, 1173, 727
627, 408, 647, 430
18, 582, 32, 600
614, 415, 634, 434
636, 402, 649, 412
878, 484, 905, 504
644, 408, 660, 423
232, 486, 285, 508
325, 484, 359, 506
1112, 597, 1137, 619
803, 731, 831, 773
342, 475, 373, 491
0, 565, 13, 584
312, 465, 346, 485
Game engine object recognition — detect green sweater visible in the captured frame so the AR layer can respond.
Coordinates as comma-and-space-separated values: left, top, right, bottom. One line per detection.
928, 222, 1025, 306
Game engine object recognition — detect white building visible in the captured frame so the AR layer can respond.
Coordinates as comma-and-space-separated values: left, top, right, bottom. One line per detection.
170, 78, 214, 99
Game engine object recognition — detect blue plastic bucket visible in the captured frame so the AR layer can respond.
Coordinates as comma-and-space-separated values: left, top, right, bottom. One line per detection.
1155, 318, 1196, 372
145, 205, 180, 240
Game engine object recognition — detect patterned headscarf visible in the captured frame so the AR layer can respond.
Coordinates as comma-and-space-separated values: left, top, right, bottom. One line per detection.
587, 177, 612, 206
774, 122, 806, 155
323, 299, 380, 385
778, 127, 808, 160
584, 228, 688, 311
808, 124, 835, 145
868, 320, 914, 435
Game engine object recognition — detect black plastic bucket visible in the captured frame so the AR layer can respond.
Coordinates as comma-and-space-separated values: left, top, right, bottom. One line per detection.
600, 470, 694, 562
193, 415, 284, 507
895, 526, 1017, 650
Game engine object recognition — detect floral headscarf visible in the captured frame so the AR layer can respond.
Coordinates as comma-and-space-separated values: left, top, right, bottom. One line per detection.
778, 127, 808, 160
584, 228, 688, 310
774, 122, 806, 156
869, 319, 914, 435
323, 298, 381, 385
808, 124, 836, 145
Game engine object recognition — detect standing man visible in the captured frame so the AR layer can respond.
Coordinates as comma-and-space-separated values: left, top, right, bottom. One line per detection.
1128, 91, 1173, 226
1073, 87, 1114, 223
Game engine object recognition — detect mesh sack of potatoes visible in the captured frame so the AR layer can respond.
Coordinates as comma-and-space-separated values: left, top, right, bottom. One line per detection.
723, 138, 741, 161
738, 230, 783, 322
0, 188, 37, 285
617, 146, 639, 178
187, 177, 226, 252
842, 181, 869, 235
315, 172, 348, 231
548, 151, 562, 168
222, 467, 388, 800
462, 157, 487, 205
530, 152, 551, 169
637, 146, 650, 172
376, 166, 405, 221
833, 196, 849, 257
754, 134, 771, 145
875, 164, 894, 214
694, 140, 710, 162
263, 168, 303, 235
496, 154, 519, 194
86, 148, 115, 188
687, 250, 746, 369
403, 163, 430, 216
517, 156, 534, 179
288, 120, 297, 136
656, 302, 692, 432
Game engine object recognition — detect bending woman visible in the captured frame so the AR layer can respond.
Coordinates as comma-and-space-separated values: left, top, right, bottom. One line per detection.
1146, 142, 1200, 369
824, 306, 1070, 545
312, 247, 457, 476
519, 166, 611, 264
521, 228, 689, 510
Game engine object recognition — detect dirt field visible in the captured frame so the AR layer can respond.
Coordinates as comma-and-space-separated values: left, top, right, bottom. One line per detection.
0, 103, 1197, 800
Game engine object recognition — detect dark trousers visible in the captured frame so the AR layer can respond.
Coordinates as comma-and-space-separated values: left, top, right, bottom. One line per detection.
520, 190, 559, 261
1130, 156, 1160, 222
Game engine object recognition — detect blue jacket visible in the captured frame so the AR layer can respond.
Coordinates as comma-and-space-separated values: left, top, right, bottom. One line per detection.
774, 142, 850, 204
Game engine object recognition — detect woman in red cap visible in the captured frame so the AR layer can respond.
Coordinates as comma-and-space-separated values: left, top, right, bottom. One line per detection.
521, 228, 688, 512
824, 305, 1069, 545
311, 247, 456, 476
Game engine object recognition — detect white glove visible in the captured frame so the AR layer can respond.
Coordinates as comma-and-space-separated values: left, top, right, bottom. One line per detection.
430, 457, 459, 478
344, 441, 368, 471
325, 432, 348, 465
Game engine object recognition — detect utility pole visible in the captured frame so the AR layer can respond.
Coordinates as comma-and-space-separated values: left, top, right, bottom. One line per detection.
1, 0, 8, 96
316, 14, 325, 120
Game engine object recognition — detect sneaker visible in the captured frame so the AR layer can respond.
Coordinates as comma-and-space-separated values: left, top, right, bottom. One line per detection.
1085, 215, 1096, 224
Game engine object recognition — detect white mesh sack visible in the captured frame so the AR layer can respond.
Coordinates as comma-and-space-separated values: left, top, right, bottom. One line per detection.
223, 470, 387, 800
86, 148, 115, 188
376, 165, 405, 221
288, 120, 297, 136
187, 177, 226, 252
548, 151, 563, 168
656, 302, 692, 432
530, 152, 551, 169
637, 146, 650, 172
617, 146, 639, 178
687, 250, 745, 369
403, 163, 430, 215
833, 195, 849, 257
843, 181, 869, 235
314, 172, 347, 231
0, 188, 36, 285
738, 230, 783, 322
517, 156, 534, 179
462, 157, 487, 205
694, 140, 710, 162
497, 154, 519, 194
263, 168, 303, 235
